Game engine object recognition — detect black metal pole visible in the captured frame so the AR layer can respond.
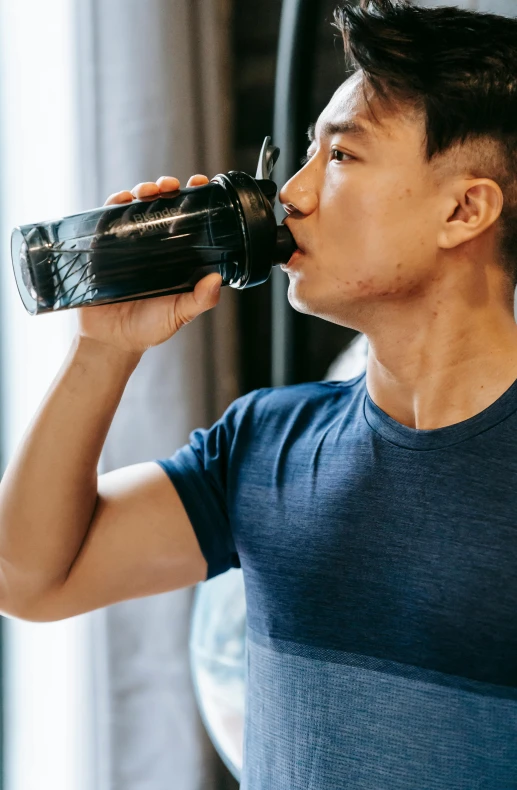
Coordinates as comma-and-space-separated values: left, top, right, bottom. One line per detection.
272, 0, 320, 386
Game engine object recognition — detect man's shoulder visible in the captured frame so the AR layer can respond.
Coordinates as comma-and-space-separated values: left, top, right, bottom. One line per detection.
225, 374, 366, 434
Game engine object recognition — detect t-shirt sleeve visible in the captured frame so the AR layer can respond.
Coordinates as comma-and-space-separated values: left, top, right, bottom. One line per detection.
153, 392, 256, 581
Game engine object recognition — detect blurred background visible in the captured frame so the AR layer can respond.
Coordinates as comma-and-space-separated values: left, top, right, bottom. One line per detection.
0, 1, 514, 788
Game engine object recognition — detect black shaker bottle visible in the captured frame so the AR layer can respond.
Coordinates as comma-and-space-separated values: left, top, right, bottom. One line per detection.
11, 137, 296, 315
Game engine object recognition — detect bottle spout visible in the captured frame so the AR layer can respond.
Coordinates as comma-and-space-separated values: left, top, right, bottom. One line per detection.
272, 224, 297, 265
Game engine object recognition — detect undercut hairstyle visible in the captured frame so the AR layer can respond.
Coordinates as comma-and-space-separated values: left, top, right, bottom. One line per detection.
332, 0, 517, 294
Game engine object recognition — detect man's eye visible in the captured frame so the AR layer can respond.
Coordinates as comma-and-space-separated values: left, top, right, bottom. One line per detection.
299, 149, 352, 166
331, 149, 352, 162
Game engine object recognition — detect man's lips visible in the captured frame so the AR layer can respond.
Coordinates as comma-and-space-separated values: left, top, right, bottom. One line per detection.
280, 247, 305, 270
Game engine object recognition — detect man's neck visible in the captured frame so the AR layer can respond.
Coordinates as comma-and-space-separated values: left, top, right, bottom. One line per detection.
365, 308, 517, 431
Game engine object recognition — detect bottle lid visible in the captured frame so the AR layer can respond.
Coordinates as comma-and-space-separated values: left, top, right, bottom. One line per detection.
211, 170, 277, 289
210, 136, 294, 288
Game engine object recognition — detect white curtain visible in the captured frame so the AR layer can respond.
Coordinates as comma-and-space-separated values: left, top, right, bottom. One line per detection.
0, 3, 96, 790
73, 1, 239, 788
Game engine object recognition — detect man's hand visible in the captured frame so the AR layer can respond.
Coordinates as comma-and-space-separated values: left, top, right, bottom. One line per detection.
76, 174, 220, 358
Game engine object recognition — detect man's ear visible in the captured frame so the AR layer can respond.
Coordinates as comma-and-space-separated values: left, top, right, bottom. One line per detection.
437, 178, 503, 251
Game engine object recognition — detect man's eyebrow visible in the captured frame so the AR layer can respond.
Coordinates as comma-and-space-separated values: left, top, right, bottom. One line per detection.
306, 119, 372, 144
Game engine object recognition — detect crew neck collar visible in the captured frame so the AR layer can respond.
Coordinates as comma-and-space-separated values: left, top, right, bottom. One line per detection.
359, 371, 517, 451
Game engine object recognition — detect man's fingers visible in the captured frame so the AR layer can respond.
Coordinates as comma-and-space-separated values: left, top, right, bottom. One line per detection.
103, 190, 134, 206
156, 176, 181, 192
193, 273, 223, 306
130, 182, 162, 199
186, 174, 210, 187
170, 274, 222, 331
104, 174, 207, 207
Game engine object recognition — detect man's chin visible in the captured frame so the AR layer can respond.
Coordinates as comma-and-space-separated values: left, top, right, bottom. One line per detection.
287, 280, 319, 316
287, 281, 359, 327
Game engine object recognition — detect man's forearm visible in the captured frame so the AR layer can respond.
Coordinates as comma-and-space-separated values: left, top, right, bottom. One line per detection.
0, 333, 142, 613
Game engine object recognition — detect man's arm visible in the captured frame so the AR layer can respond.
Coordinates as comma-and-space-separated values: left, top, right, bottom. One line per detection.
0, 334, 206, 622
20, 461, 207, 622
0, 175, 217, 622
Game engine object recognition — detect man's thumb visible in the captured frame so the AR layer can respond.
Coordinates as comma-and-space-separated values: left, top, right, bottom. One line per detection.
194, 273, 223, 309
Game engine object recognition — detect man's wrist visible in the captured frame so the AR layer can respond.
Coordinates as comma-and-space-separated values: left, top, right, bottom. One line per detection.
72, 333, 144, 375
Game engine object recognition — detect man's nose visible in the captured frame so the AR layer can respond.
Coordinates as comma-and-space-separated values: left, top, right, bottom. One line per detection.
278, 168, 318, 216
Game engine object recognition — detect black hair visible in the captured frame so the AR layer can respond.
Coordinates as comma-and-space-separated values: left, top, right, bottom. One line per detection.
332, 0, 517, 293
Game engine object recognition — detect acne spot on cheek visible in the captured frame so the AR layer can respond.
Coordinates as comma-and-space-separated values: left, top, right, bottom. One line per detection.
355, 277, 379, 294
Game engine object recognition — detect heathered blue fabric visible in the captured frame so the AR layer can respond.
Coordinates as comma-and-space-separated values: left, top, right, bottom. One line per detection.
155, 372, 517, 788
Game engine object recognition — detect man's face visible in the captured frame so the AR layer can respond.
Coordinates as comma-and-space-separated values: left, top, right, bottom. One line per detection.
279, 71, 447, 329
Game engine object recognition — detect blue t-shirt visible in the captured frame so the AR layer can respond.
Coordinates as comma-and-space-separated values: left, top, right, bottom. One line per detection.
155, 372, 517, 789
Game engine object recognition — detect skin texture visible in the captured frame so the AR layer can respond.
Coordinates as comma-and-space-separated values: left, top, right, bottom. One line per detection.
279, 70, 517, 430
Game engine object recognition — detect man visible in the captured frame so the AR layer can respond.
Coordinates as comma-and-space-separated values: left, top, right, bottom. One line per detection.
1, 0, 517, 787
